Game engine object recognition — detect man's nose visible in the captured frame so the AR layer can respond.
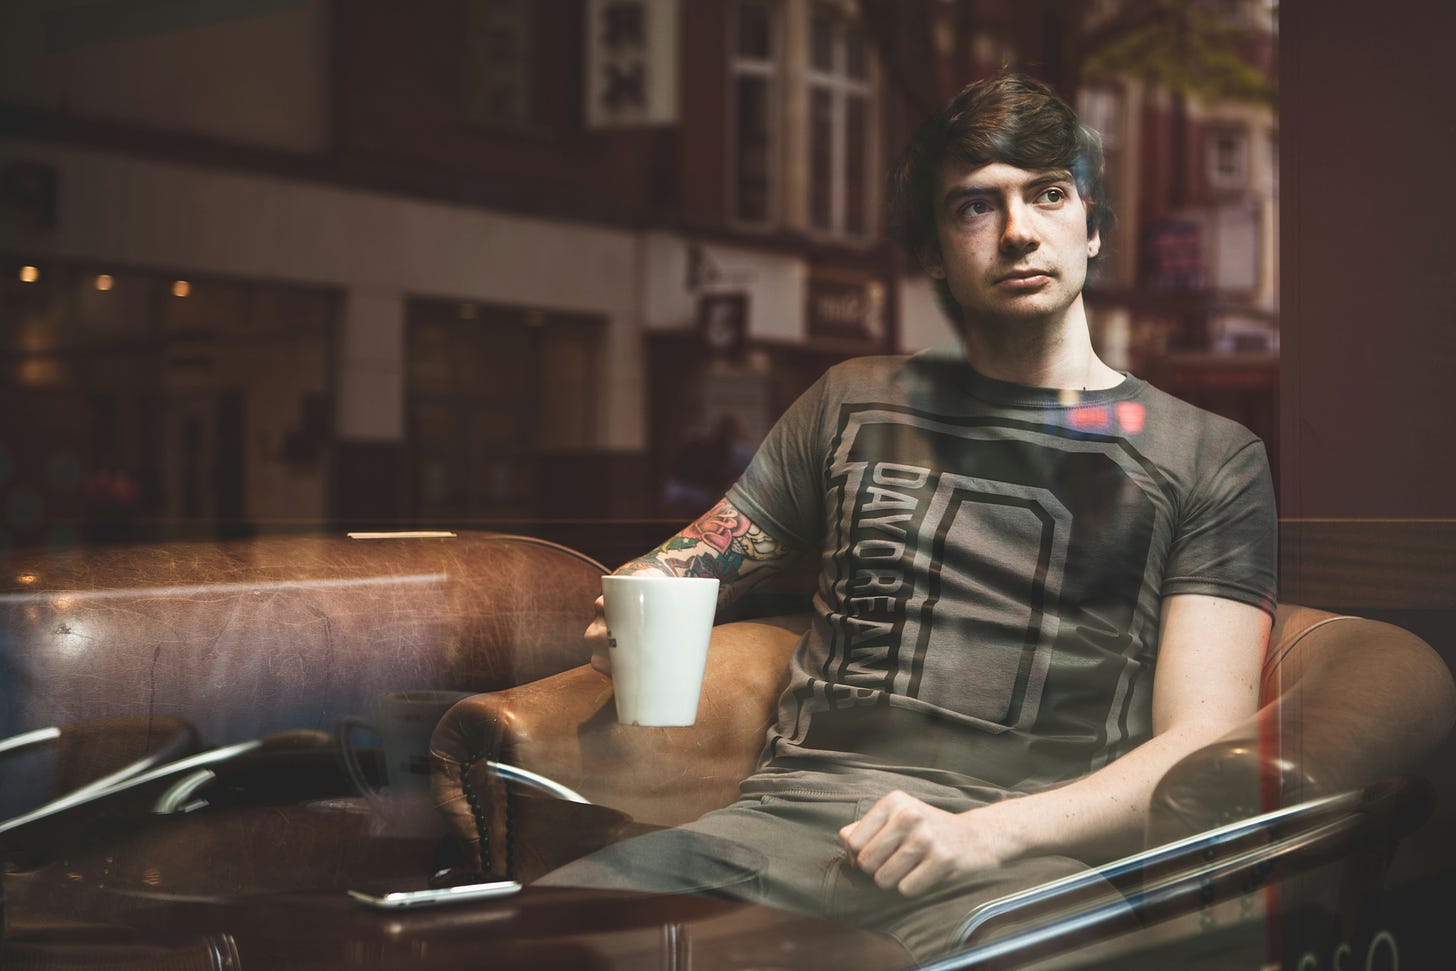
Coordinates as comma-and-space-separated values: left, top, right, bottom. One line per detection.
1000, 202, 1040, 254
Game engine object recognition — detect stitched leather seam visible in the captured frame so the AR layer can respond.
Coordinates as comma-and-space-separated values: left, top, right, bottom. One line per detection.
459, 749, 492, 875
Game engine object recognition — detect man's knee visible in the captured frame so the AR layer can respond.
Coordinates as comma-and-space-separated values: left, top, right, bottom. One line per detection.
534, 826, 766, 899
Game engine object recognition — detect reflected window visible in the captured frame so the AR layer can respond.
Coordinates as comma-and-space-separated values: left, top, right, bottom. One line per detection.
1207, 125, 1250, 192
462, 0, 534, 128
731, 0, 780, 225
806, 3, 874, 237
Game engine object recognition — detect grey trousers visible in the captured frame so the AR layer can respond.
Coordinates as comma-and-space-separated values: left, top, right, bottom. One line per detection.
536, 792, 1109, 961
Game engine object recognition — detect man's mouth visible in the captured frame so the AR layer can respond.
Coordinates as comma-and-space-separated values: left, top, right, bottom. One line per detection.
996, 268, 1053, 287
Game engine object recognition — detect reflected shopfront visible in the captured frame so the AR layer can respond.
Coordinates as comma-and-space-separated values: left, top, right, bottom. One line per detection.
0, 256, 338, 548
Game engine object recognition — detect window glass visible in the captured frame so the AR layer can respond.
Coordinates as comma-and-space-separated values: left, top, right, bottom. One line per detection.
737, 0, 773, 59
731, 1, 780, 225
810, 87, 834, 230
811, 5, 835, 71
462, 0, 534, 128
1208, 127, 1250, 190
734, 75, 773, 222
845, 21, 866, 79
805, 3, 874, 238
845, 94, 868, 235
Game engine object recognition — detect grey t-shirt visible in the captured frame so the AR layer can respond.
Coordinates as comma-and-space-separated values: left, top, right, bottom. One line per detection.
726, 347, 1277, 806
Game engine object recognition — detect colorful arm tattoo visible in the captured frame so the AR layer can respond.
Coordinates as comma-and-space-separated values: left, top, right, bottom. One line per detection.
618, 498, 797, 601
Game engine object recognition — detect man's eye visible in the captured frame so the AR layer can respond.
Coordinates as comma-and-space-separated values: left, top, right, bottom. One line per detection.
959, 200, 992, 217
1039, 187, 1066, 204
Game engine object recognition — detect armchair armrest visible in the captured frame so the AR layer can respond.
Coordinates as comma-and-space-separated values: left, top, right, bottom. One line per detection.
431, 615, 808, 879
1149, 607, 1456, 845
927, 776, 1435, 971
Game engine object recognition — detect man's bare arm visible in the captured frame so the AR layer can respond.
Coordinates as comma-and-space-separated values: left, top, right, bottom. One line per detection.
839, 594, 1271, 896
588, 496, 801, 674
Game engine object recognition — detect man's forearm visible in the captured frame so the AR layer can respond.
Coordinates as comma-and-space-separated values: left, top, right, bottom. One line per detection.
618, 497, 797, 605
976, 719, 1242, 864
995, 595, 1269, 863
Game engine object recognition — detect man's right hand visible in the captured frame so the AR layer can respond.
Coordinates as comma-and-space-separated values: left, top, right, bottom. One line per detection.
587, 594, 613, 677
587, 566, 671, 678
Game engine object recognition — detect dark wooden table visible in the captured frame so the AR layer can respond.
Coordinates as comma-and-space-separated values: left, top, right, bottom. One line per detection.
1, 794, 913, 970
4, 881, 912, 970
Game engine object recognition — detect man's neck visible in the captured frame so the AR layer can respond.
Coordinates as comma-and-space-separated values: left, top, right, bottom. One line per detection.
958, 300, 1122, 392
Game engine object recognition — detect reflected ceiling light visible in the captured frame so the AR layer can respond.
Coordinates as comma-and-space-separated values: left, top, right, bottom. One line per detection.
172, 280, 191, 297
19, 266, 39, 283
95, 274, 114, 291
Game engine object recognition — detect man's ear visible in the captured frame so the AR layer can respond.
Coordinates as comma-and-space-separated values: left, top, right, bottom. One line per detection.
1087, 227, 1101, 260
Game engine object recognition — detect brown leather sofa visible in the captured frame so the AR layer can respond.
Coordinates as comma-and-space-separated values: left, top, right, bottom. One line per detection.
0, 531, 605, 831
430, 600, 1456, 965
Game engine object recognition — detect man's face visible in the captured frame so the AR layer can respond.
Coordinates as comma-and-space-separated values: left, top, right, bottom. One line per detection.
924, 161, 1101, 331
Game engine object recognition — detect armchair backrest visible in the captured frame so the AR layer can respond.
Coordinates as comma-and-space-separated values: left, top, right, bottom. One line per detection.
0, 532, 606, 750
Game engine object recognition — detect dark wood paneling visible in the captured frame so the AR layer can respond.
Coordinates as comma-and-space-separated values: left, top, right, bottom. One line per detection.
1280, 519, 1456, 610
330, 440, 408, 528
1279, 0, 1456, 519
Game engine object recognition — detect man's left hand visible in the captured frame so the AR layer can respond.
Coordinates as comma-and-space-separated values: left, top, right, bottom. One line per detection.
838, 790, 1023, 897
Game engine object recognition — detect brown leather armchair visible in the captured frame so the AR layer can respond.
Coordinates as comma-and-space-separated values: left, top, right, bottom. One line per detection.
431, 603, 1456, 964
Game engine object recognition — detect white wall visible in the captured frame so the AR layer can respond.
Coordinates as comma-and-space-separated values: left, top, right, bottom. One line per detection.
0, 138, 649, 449
640, 231, 807, 342
644, 233, 958, 355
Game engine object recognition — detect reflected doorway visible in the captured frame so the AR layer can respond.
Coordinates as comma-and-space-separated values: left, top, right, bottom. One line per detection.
405, 297, 604, 522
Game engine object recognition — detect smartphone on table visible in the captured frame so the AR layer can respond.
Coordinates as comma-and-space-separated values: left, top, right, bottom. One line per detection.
347, 879, 522, 910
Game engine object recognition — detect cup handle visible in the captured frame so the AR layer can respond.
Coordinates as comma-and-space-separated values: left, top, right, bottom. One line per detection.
336, 715, 383, 802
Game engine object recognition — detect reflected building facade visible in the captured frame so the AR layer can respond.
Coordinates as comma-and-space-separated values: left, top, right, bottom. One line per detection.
0, 0, 1277, 549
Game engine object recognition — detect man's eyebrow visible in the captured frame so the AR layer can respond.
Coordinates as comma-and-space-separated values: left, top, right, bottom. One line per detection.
939, 170, 1075, 208
940, 185, 993, 208
1027, 169, 1075, 187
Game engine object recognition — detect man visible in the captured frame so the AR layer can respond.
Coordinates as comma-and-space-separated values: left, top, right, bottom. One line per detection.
544, 74, 1277, 959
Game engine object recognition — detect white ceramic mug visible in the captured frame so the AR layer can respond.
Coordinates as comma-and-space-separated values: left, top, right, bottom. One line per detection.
601, 575, 720, 726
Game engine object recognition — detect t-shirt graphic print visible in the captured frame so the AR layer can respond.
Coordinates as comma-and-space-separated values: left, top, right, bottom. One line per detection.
727, 347, 1276, 804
